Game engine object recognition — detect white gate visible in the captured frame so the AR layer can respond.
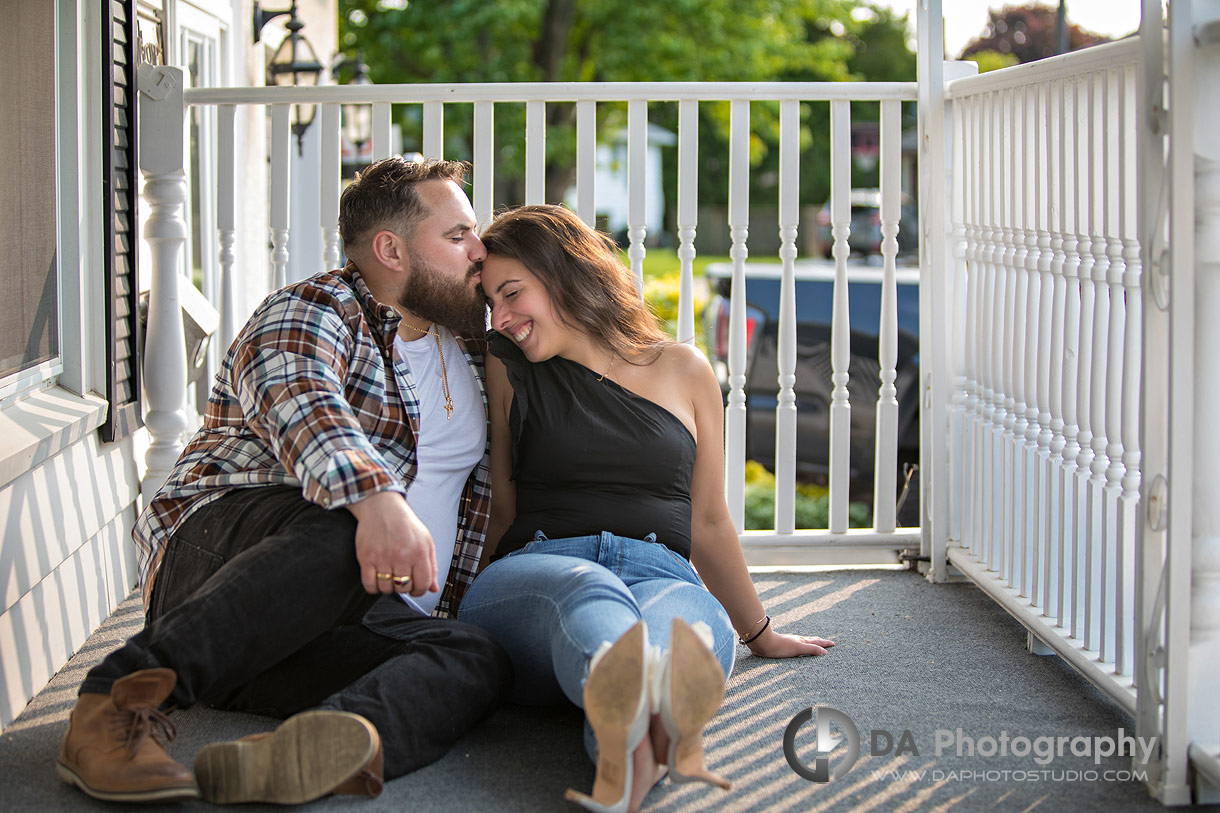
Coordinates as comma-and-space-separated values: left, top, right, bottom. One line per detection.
927, 0, 1220, 803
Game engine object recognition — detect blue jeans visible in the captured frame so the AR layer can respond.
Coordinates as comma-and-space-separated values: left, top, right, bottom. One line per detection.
457, 532, 736, 711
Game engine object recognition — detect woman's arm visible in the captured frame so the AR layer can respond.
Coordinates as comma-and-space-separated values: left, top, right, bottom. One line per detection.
480, 352, 517, 571
676, 344, 834, 658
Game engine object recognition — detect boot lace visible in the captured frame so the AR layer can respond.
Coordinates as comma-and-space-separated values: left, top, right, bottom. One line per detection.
110, 706, 178, 758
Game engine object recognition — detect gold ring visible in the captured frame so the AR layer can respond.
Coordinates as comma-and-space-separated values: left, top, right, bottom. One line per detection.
375, 571, 393, 580
392, 575, 412, 588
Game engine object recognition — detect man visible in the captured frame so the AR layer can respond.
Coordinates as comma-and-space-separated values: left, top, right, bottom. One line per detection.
56, 157, 512, 804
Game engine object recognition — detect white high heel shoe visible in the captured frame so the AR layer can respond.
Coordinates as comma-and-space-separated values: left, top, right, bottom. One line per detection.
565, 621, 651, 813
655, 618, 732, 790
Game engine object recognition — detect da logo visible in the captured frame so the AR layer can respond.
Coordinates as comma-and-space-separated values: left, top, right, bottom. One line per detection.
783, 706, 860, 783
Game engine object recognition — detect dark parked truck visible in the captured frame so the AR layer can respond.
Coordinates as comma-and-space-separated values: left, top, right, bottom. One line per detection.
704, 261, 921, 516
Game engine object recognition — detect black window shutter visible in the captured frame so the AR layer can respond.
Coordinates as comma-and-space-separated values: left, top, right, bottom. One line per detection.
100, 0, 142, 443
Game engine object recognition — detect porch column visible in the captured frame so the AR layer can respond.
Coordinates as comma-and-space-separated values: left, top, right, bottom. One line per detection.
1189, 0, 1220, 786
137, 65, 189, 505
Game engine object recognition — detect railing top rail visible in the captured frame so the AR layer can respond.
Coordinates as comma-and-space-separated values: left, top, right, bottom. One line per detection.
946, 36, 1141, 98
183, 80, 918, 107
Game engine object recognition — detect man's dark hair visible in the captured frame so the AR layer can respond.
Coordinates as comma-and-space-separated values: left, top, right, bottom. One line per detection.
338, 156, 470, 253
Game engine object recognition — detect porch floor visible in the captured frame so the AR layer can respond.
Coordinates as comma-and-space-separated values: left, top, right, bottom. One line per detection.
3, 568, 1214, 812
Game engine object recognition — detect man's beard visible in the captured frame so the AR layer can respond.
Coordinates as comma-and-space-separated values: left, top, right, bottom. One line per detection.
397, 254, 487, 335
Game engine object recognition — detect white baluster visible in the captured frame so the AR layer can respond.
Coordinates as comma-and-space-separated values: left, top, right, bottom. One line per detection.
137, 65, 189, 504
371, 102, 391, 161
676, 100, 698, 344
989, 95, 1008, 574
979, 94, 999, 570
1117, 63, 1141, 679
320, 103, 341, 272
952, 92, 973, 547
473, 102, 494, 227
1048, 78, 1070, 626
576, 101, 596, 226
269, 104, 291, 290
1035, 81, 1058, 613
829, 100, 852, 534
724, 100, 750, 532
525, 100, 545, 205
775, 100, 799, 535
423, 101, 443, 159
966, 95, 986, 558
1075, 71, 1101, 652
216, 104, 238, 354
1096, 67, 1121, 665
1022, 83, 1044, 603
627, 100, 647, 293
874, 100, 901, 533
1059, 75, 1083, 638
1005, 85, 1024, 588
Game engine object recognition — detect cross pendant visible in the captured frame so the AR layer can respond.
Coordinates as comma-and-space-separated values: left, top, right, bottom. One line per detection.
445, 402, 453, 419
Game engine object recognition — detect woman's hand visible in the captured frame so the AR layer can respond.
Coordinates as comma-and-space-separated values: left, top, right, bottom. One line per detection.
746, 625, 834, 658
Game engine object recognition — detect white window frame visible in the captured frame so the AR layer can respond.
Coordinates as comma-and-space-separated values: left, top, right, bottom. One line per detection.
0, 0, 109, 487
0, 0, 78, 404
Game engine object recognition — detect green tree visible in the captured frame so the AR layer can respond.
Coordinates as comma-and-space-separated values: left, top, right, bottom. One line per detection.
965, 49, 1020, 73
959, 4, 1112, 64
339, 0, 914, 219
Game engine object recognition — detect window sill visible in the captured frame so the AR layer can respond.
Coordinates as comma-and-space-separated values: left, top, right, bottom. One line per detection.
0, 386, 110, 491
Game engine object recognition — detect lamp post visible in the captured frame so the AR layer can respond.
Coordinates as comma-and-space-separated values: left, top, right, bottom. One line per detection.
255, 1, 323, 155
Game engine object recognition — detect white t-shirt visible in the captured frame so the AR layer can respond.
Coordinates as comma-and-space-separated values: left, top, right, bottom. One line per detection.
393, 326, 485, 616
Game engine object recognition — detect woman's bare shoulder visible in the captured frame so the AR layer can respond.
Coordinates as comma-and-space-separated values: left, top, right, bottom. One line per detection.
651, 342, 715, 382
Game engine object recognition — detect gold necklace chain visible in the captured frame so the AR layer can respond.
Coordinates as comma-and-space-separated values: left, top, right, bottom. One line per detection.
401, 322, 454, 419
596, 352, 617, 383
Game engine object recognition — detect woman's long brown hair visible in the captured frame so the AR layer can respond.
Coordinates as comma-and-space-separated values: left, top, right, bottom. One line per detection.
480, 204, 669, 362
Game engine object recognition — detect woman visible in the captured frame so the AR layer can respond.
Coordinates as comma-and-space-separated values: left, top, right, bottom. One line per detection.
458, 205, 833, 813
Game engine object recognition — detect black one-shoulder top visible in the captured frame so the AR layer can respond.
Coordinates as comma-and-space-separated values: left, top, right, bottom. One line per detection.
487, 330, 696, 559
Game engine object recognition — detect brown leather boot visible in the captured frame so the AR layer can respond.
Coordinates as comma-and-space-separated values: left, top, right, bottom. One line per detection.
194, 710, 382, 804
56, 668, 198, 802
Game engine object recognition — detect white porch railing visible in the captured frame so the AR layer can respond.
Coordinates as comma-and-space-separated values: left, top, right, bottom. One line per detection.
946, 37, 1146, 706
935, 5, 1220, 802
140, 78, 922, 563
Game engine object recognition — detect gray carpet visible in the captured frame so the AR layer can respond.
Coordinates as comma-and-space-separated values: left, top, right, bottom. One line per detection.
3, 569, 1216, 812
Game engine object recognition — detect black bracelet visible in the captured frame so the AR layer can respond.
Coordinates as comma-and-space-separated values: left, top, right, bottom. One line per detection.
738, 615, 770, 645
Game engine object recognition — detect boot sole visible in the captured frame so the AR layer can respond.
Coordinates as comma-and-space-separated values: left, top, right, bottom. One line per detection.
56, 760, 200, 803
194, 710, 377, 805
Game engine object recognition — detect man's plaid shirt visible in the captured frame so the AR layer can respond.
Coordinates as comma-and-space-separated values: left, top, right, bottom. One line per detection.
133, 263, 491, 617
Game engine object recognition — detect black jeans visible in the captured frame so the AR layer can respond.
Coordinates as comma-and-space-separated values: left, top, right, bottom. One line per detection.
81, 486, 513, 778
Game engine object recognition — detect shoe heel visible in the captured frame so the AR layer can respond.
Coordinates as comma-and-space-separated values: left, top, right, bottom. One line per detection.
566, 621, 650, 813
662, 618, 731, 790
194, 710, 378, 805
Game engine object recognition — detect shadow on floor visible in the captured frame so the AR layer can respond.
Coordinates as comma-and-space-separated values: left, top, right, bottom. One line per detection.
2, 569, 1216, 812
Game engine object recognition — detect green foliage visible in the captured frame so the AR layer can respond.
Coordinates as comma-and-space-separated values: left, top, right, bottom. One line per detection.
630, 247, 727, 349
964, 50, 1020, 74
742, 461, 872, 530
338, 0, 916, 211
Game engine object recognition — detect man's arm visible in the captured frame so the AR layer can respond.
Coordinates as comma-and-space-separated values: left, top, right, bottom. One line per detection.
228, 289, 436, 594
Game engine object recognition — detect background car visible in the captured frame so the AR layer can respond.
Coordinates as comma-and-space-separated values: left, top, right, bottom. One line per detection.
704, 261, 921, 524
812, 188, 919, 260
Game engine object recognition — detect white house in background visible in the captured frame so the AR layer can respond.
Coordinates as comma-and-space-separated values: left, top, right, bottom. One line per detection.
566, 123, 675, 241
0, 0, 335, 731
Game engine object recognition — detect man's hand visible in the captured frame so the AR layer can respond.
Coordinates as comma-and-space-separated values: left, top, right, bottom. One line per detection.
347, 491, 439, 597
